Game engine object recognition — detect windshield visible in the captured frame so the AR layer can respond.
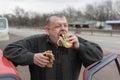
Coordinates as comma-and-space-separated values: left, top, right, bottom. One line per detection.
0, 19, 7, 30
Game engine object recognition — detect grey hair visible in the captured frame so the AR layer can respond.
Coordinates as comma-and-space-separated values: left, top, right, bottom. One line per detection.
45, 14, 66, 26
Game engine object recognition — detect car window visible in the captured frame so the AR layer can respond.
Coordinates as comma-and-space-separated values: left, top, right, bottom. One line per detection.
0, 19, 7, 30
0, 77, 18, 80
83, 53, 120, 80
92, 60, 120, 80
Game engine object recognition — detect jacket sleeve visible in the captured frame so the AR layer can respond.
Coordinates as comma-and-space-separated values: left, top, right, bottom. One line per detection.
3, 36, 39, 66
77, 37, 103, 67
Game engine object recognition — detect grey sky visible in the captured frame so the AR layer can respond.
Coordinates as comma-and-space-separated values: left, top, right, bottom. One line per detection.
0, 0, 111, 15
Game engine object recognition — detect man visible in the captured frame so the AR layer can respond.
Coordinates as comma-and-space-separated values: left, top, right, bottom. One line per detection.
3, 14, 103, 80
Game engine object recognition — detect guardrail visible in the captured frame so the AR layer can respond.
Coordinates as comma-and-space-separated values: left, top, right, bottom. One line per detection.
10, 27, 120, 37
69, 28, 120, 36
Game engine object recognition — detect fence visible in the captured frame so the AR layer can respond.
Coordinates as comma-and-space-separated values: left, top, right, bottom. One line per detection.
69, 28, 120, 37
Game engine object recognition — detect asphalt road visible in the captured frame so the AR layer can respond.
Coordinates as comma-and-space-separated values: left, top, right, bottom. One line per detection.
0, 28, 120, 80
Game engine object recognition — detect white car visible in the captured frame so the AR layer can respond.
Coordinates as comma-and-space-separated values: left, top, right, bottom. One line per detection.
0, 18, 9, 41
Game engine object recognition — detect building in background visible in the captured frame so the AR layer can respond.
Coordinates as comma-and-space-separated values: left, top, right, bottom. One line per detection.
68, 20, 97, 29
105, 20, 120, 30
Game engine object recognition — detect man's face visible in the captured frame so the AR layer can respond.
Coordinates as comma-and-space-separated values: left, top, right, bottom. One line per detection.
45, 16, 68, 44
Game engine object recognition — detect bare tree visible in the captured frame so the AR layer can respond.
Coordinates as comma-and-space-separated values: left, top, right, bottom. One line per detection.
103, 0, 113, 20
3, 0, 120, 28
84, 0, 115, 21
85, 4, 96, 20
114, 0, 120, 19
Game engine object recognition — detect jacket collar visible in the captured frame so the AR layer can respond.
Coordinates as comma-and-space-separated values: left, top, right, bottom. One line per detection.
46, 35, 58, 47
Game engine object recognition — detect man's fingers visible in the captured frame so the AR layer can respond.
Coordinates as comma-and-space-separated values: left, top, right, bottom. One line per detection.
34, 53, 49, 67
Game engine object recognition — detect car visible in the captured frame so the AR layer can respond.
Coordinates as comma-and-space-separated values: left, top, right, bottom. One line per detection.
0, 18, 20, 80
83, 53, 120, 80
0, 49, 21, 80
0, 18, 9, 41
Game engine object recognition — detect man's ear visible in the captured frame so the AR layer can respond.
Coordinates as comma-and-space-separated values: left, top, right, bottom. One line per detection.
45, 26, 49, 35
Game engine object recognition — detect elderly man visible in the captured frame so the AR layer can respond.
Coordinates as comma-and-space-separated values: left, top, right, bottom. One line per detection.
3, 14, 103, 80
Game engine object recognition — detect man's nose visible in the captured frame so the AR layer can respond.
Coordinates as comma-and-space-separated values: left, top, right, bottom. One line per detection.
60, 25, 67, 34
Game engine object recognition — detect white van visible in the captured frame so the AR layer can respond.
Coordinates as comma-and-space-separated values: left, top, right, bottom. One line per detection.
0, 18, 9, 41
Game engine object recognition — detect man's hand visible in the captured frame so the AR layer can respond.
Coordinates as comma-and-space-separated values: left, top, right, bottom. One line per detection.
66, 33, 80, 49
33, 53, 49, 68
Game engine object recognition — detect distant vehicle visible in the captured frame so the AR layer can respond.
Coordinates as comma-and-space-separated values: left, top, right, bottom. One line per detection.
0, 18, 9, 41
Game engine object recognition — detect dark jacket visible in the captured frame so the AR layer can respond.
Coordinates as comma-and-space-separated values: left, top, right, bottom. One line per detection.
3, 34, 103, 80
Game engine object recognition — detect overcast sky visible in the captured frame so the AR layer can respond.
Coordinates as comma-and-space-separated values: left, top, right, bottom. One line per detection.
0, 0, 111, 15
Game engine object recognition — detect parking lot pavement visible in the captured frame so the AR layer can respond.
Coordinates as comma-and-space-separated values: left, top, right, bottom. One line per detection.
78, 34, 120, 54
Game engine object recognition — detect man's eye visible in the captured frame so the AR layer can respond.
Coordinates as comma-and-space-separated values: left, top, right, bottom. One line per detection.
55, 24, 68, 28
55, 25, 61, 28
64, 24, 68, 27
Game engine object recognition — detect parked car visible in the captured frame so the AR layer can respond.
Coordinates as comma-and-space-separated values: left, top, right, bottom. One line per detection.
0, 18, 20, 80
0, 49, 21, 80
0, 18, 9, 41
